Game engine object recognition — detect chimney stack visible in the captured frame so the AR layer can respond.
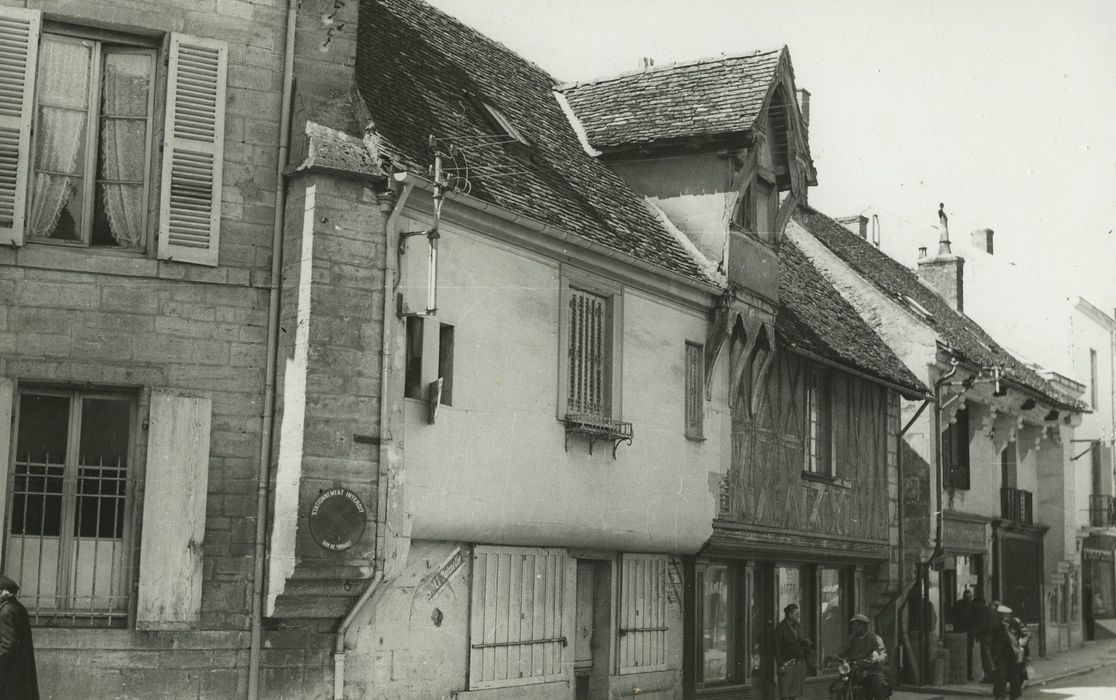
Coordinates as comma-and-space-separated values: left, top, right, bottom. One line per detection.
837, 214, 868, 240
970, 228, 994, 254
918, 203, 965, 311
639, 57, 655, 70
797, 88, 811, 127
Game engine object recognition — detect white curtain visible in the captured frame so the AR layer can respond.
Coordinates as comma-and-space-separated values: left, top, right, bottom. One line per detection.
27, 38, 90, 240
99, 52, 150, 249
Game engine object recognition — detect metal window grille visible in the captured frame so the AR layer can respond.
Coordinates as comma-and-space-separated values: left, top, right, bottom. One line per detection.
685, 343, 704, 438
6, 390, 135, 627
568, 287, 607, 417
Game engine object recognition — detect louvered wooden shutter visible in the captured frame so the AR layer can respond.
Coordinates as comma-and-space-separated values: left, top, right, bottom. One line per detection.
469, 546, 576, 689
0, 7, 40, 246
567, 288, 607, 417
136, 391, 212, 629
619, 554, 670, 673
685, 342, 704, 437
158, 34, 227, 266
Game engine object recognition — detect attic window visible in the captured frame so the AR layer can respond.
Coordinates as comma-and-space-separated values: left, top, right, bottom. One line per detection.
479, 100, 529, 146
900, 294, 935, 323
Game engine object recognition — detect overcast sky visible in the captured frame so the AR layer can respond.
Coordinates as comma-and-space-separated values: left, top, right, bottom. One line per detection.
426, 0, 1116, 312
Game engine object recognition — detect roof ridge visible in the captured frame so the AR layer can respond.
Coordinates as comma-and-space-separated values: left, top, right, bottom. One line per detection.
556, 46, 784, 91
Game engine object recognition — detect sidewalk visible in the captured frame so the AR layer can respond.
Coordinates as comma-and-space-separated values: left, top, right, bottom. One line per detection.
896, 638, 1116, 697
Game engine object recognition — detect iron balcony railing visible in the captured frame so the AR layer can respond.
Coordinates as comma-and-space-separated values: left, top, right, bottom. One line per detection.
1089, 494, 1116, 528
1000, 487, 1034, 525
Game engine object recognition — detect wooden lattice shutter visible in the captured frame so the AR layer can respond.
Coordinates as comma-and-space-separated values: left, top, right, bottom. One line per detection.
469, 546, 575, 689
136, 392, 212, 629
0, 7, 40, 245
567, 288, 607, 417
158, 34, 227, 266
685, 342, 704, 437
618, 554, 670, 673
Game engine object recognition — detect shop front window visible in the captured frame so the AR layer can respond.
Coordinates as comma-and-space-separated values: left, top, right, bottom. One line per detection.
699, 563, 735, 684
819, 568, 846, 670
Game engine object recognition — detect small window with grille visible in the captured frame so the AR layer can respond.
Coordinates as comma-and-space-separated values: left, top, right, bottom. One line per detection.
685, 342, 704, 439
559, 272, 623, 423
7, 388, 136, 627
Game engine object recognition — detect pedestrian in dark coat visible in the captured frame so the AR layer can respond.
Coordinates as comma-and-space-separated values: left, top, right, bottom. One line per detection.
774, 603, 809, 700
987, 604, 1025, 700
0, 575, 39, 700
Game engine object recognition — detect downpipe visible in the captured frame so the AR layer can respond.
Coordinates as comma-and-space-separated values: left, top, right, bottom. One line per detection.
247, 0, 297, 697
334, 570, 384, 700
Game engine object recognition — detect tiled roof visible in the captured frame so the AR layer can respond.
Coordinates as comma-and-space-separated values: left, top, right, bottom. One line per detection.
559, 50, 784, 151
792, 206, 1086, 410
354, 0, 711, 283
779, 239, 928, 397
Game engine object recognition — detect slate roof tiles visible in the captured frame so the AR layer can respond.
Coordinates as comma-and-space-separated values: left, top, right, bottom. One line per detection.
560, 50, 784, 151
355, 0, 711, 282
792, 206, 1084, 409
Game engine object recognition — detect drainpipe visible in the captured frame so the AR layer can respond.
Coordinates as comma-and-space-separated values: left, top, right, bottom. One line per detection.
247, 0, 297, 697
331, 181, 414, 699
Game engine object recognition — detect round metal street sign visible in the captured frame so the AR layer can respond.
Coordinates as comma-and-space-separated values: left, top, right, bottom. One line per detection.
308, 488, 367, 552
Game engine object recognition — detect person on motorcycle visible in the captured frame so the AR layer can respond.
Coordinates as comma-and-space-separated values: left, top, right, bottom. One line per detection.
837, 613, 889, 700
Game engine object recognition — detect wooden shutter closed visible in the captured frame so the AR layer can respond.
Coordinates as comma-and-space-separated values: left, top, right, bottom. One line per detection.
0, 7, 40, 245
0, 377, 13, 564
158, 34, 227, 266
567, 287, 607, 417
469, 546, 575, 689
619, 554, 670, 673
136, 391, 211, 629
685, 342, 704, 437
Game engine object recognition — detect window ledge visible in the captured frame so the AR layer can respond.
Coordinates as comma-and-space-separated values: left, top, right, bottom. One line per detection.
685, 432, 707, 443
801, 471, 851, 489
563, 413, 633, 458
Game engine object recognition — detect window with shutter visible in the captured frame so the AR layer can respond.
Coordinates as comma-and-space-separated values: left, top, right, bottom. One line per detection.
942, 406, 971, 490
4, 386, 138, 627
619, 554, 670, 673
158, 34, 227, 266
0, 7, 40, 245
685, 342, 704, 439
469, 545, 576, 689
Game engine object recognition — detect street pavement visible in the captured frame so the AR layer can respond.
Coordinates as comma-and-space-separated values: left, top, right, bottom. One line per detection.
892, 638, 1116, 700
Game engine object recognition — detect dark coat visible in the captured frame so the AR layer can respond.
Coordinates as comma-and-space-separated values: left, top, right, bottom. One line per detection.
0, 596, 39, 700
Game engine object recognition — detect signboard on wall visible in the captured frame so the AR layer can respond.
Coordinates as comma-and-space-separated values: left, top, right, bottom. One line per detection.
309, 488, 367, 552
943, 515, 987, 554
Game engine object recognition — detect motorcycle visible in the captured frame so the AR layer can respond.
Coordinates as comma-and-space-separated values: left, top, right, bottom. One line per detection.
825, 655, 890, 700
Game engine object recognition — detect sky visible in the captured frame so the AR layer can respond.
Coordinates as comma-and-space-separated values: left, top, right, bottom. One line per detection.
425, 0, 1116, 313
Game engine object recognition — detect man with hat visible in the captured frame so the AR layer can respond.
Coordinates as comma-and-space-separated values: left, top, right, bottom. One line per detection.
987, 604, 1027, 700
0, 575, 39, 699
837, 613, 889, 700
774, 603, 811, 700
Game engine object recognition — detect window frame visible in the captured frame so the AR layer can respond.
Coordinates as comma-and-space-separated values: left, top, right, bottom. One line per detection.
684, 341, 704, 440
557, 268, 623, 421
26, 22, 161, 253
942, 406, 971, 490
5, 385, 140, 627
803, 365, 835, 478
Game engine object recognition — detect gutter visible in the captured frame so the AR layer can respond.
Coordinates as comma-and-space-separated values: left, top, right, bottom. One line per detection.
247, 0, 297, 697
784, 343, 930, 401
331, 181, 414, 699
391, 171, 724, 298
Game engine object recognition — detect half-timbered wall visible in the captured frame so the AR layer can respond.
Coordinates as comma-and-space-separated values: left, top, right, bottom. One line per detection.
721, 349, 889, 541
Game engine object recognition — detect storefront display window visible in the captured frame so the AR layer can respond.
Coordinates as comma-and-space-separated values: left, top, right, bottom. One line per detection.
699, 563, 735, 683
819, 568, 846, 670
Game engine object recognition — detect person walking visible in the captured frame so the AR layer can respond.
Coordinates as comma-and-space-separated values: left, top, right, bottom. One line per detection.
987, 604, 1026, 700
950, 589, 977, 680
0, 575, 39, 700
774, 603, 809, 700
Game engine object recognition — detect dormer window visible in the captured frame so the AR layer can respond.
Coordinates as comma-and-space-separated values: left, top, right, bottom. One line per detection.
479, 100, 529, 146
734, 177, 777, 240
